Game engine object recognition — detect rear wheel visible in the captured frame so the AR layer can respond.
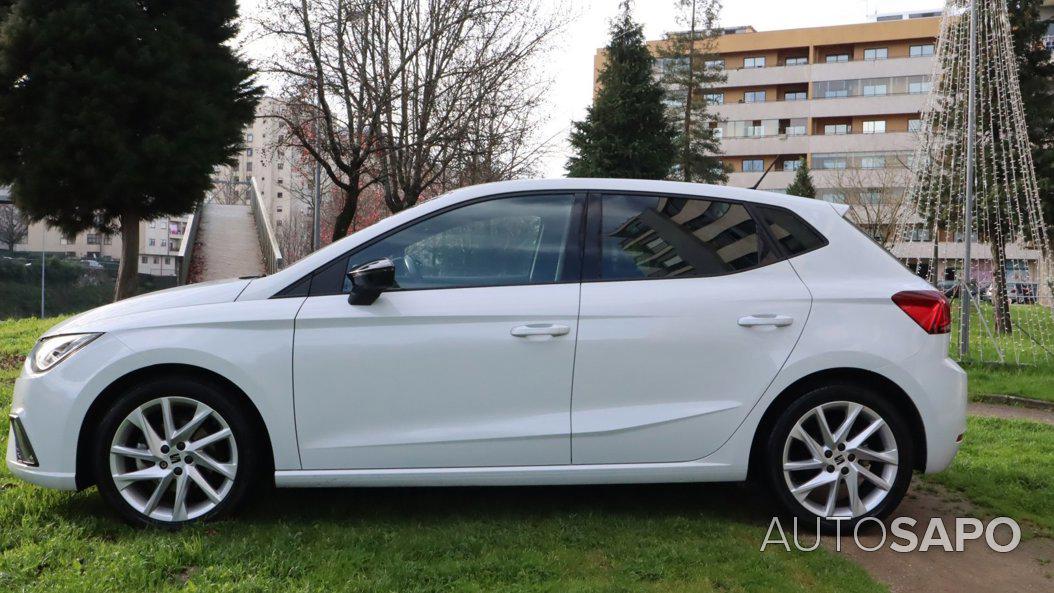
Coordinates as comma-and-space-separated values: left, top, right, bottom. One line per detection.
93, 376, 261, 527
765, 384, 914, 531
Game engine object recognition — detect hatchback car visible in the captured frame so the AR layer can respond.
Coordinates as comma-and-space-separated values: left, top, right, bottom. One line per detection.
7, 179, 966, 528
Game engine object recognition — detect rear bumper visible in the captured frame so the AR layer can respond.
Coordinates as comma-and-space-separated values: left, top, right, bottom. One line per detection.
890, 352, 967, 474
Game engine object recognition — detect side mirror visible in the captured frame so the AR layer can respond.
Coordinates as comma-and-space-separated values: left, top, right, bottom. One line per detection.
347, 258, 396, 305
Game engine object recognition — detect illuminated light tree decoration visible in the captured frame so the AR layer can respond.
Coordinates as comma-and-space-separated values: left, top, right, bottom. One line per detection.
896, 0, 1054, 364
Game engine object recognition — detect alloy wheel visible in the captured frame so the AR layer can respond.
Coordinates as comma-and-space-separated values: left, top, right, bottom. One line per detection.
108, 396, 239, 522
781, 401, 899, 519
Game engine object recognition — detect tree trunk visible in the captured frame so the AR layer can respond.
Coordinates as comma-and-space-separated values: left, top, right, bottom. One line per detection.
331, 185, 360, 242
990, 239, 1013, 334
114, 212, 139, 301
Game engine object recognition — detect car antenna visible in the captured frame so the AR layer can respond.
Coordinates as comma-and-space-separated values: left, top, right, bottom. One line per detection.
750, 159, 780, 190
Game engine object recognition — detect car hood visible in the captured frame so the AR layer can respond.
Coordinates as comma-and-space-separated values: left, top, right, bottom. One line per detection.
46, 278, 253, 335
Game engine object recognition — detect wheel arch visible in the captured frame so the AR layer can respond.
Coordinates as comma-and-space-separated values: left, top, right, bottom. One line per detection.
75, 363, 275, 490
747, 367, 927, 479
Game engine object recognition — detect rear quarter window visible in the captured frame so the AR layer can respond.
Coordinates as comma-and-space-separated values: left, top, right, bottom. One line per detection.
756, 206, 827, 256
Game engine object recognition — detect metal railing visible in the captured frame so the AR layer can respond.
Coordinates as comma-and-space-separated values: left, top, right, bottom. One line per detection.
176, 203, 202, 286
249, 177, 284, 274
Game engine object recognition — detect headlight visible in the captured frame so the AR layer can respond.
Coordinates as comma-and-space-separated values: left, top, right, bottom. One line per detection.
29, 333, 102, 373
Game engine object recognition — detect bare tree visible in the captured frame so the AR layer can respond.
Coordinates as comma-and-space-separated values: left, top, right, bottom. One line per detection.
276, 207, 315, 263
0, 203, 29, 252
361, 0, 561, 212
827, 162, 913, 249
209, 168, 249, 205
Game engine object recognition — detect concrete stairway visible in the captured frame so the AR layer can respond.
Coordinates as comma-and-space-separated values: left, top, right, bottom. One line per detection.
188, 203, 266, 282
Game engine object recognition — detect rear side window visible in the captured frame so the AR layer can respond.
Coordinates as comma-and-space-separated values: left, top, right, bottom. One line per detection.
597, 194, 770, 280
756, 206, 827, 256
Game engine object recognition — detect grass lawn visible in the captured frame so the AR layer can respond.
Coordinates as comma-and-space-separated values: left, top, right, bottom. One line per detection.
922, 415, 1054, 536
0, 317, 882, 593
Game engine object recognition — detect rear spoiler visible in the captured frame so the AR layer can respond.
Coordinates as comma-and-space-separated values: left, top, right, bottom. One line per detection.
827, 202, 850, 217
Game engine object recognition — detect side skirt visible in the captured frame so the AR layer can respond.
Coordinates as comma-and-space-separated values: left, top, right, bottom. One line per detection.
274, 460, 744, 488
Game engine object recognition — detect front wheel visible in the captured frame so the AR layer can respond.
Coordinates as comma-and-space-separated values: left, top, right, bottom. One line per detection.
765, 384, 914, 531
92, 376, 261, 527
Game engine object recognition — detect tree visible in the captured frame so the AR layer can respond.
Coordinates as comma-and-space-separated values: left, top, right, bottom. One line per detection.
1008, 0, 1054, 238
785, 160, 816, 199
658, 0, 727, 183
0, 203, 29, 251
0, 0, 260, 299
567, 1, 677, 178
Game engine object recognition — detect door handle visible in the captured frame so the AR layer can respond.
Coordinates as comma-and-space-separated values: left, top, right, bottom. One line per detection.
738, 314, 794, 327
510, 324, 571, 337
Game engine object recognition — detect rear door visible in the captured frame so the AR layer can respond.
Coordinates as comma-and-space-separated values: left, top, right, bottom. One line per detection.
570, 193, 817, 464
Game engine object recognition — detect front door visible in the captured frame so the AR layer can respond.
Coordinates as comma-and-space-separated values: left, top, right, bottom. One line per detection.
571, 193, 813, 464
293, 193, 583, 469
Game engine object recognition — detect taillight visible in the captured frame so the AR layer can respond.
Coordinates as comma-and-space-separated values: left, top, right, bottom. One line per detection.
892, 290, 951, 334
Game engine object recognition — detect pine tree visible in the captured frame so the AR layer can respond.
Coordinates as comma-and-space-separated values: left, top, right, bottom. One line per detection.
566, 1, 676, 179
1008, 0, 1054, 237
658, 0, 727, 183
0, 0, 261, 299
785, 160, 816, 198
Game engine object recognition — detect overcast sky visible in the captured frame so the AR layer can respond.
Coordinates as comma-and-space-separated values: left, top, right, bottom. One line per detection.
236, 0, 941, 177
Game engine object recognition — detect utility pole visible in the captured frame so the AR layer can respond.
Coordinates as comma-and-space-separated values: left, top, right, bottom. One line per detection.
40, 224, 45, 318
960, 0, 977, 359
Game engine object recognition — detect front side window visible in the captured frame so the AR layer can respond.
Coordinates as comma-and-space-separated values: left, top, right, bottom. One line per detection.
343, 194, 575, 291
598, 195, 769, 280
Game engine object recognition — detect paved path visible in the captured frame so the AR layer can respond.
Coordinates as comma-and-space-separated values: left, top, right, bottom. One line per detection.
968, 401, 1054, 426
190, 203, 265, 282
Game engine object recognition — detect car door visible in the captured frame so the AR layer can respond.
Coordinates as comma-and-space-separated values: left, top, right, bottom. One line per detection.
293, 193, 583, 470
571, 193, 815, 464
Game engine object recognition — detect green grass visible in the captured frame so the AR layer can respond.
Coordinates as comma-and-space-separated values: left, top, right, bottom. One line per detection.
923, 416, 1054, 536
0, 318, 883, 593
962, 362, 1054, 402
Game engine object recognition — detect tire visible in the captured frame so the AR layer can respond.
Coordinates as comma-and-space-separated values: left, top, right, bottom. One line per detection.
92, 375, 262, 528
764, 383, 914, 532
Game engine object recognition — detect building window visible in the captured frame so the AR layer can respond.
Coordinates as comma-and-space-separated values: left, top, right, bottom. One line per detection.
704, 59, 725, 69
784, 57, 808, 66
165, 257, 171, 265
820, 192, 846, 204
745, 120, 765, 137
908, 79, 932, 94
141, 256, 148, 264
153, 256, 160, 264
783, 159, 802, 171
910, 44, 935, 57
246, 161, 253, 171
277, 191, 284, 198
861, 156, 886, 169
86, 234, 100, 245
277, 205, 283, 213
742, 159, 765, 172
246, 148, 253, 157
824, 124, 850, 135
860, 191, 882, 205
703, 92, 724, 105
908, 118, 923, 132
160, 240, 167, 247
862, 120, 886, 134
246, 133, 254, 142
825, 53, 849, 63
743, 56, 766, 68
277, 162, 284, 170
59, 233, 75, 245
863, 48, 888, 61
781, 118, 806, 135
148, 238, 156, 246
862, 80, 888, 96
784, 91, 807, 101
819, 80, 850, 98
744, 90, 766, 103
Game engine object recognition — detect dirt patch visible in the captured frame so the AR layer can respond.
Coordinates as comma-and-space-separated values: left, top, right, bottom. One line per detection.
0, 353, 24, 371
968, 402, 1054, 426
823, 483, 1054, 593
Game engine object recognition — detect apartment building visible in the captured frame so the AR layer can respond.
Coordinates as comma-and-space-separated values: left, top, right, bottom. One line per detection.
211, 97, 312, 231
640, 16, 940, 202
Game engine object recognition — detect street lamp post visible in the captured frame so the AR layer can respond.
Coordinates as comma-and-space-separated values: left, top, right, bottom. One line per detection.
960, 0, 977, 360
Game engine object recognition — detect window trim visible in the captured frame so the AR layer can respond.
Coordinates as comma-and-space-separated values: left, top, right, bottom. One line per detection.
273, 191, 586, 298
580, 191, 811, 284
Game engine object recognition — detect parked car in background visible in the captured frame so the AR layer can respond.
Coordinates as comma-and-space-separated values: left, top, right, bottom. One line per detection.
984, 282, 1038, 304
7, 179, 966, 530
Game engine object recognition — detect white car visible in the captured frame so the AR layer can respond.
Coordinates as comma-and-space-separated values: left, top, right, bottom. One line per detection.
7, 179, 966, 528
